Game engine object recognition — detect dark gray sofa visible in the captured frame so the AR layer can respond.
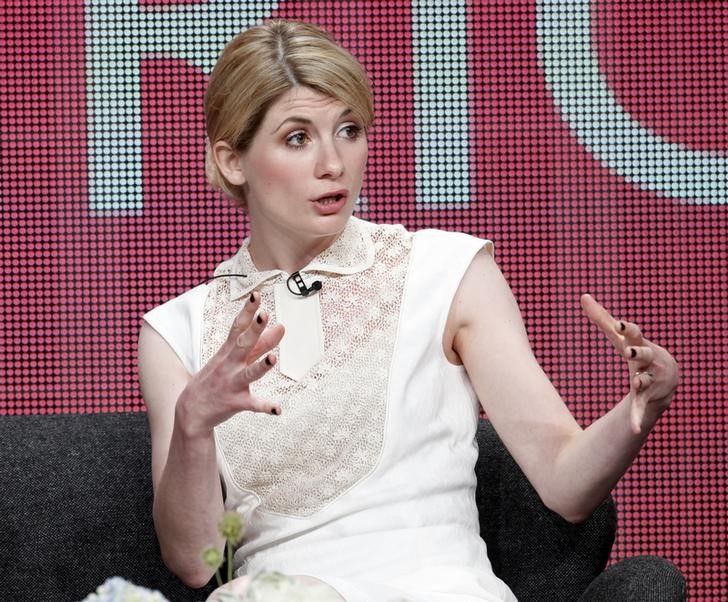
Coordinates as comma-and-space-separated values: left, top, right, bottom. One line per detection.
0, 412, 685, 601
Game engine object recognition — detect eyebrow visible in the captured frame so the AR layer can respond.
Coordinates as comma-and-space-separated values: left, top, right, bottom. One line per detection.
271, 108, 353, 134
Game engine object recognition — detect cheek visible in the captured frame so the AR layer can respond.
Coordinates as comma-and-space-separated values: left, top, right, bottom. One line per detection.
256, 154, 307, 188
351, 144, 369, 174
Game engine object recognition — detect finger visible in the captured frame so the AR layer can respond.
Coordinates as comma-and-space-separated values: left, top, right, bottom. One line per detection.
624, 345, 654, 366
236, 354, 282, 415
630, 394, 647, 434
580, 293, 624, 348
244, 393, 283, 416
617, 320, 644, 345
235, 313, 268, 354
245, 322, 285, 364
632, 369, 655, 391
233, 309, 270, 357
227, 292, 260, 343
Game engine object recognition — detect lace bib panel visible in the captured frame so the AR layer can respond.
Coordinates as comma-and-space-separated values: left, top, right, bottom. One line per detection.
202, 220, 413, 516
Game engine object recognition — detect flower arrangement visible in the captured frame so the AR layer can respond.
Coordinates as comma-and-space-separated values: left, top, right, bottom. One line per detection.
82, 572, 343, 602
80, 577, 170, 602
209, 572, 344, 602
82, 511, 343, 602
201, 510, 247, 588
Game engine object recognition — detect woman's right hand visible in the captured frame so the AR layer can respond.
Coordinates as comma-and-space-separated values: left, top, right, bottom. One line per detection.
176, 292, 285, 437
138, 294, 283, 586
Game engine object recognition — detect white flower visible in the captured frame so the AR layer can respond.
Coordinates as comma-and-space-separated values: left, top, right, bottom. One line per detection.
80, 577, 170, 602
242, 572, 342, 602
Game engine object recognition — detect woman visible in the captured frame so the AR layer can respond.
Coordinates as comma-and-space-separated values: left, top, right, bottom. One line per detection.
138, 20, 679, 602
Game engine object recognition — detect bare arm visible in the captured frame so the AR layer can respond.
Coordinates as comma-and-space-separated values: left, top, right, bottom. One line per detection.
138, 293, 284, 587
446, 250, 678, 523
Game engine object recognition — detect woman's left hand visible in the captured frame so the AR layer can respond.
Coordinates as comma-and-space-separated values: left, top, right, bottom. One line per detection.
581, 293, 679, 434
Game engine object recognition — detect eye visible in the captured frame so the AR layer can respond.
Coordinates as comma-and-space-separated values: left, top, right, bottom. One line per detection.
338, 123, 362, 140
286, 131, 309, 147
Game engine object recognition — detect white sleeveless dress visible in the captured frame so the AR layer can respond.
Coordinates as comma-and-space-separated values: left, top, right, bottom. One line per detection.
144, 217, 517, 602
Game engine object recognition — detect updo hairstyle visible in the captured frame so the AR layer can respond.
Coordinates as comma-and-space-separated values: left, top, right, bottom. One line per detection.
204, 20, 374, 207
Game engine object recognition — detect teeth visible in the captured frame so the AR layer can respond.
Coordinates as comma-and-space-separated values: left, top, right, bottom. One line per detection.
317, 195, 340, 205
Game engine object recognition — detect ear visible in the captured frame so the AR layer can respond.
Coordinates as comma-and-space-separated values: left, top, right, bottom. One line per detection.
212, 140, 247, 186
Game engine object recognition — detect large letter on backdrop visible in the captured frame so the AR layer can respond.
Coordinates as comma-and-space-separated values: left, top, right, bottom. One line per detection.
84, 0, 471, 213
412, 0, 471, 208
84, 0, 279, 213
537, 0, 727, 204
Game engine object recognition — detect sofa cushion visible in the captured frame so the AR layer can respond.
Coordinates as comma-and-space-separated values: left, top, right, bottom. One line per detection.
0, 412, 213, 602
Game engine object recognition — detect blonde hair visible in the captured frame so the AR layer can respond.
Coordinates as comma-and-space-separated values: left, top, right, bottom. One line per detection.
204, 20, 374, 207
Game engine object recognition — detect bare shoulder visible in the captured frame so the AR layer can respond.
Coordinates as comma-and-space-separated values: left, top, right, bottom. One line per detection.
443, 248, 531, 364
138, 322, 191, 408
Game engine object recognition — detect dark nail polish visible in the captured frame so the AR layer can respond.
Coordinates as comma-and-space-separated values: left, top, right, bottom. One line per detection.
619, 322, 626, 332
630, 348, 637, 358
249, 292, 255, 303
271, 407, 279, 415
265, 355, 272, 366
256, 314, 263, 325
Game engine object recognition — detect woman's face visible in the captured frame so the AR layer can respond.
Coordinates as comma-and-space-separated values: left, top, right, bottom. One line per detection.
233, 86, 368, 254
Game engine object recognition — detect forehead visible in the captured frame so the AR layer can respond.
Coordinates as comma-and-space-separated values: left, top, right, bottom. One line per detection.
264, 86, 347, 124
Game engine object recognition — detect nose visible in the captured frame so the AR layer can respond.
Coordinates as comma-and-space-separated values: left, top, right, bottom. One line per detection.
314, 140, 344, 179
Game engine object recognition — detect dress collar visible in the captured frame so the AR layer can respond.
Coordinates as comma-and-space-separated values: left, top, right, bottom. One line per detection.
214, 217, 376, 301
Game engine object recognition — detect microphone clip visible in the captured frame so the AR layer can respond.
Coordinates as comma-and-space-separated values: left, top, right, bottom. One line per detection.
286, 271, 322, 297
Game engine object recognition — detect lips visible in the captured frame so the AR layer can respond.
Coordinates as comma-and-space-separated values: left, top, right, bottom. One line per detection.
312, 190, 347, 204
310, 190, 348, 215
314, 195, 343, 206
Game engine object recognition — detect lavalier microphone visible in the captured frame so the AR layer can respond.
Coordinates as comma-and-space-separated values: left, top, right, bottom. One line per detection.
286, 271, 322, 297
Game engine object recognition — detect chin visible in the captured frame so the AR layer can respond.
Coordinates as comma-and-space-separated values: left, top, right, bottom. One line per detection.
314, 216, 349, 236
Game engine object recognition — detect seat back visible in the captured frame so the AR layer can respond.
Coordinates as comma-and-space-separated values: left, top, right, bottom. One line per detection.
475, 420, 617, 601
0, 412, 212, 602
0, 413, 618, 602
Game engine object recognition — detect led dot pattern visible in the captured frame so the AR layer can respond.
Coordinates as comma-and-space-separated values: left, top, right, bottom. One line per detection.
1, 1, 725, 598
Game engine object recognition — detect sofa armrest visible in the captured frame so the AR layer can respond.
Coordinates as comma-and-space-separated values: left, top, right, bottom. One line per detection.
0, 412, 214, 602
577, 555, 686, 601
475, 420, 617, 601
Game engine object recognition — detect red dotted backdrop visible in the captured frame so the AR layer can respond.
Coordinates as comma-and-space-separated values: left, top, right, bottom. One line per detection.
1, 1, 725, 598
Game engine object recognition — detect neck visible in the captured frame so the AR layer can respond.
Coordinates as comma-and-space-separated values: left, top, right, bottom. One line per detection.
247, 230, 343, 274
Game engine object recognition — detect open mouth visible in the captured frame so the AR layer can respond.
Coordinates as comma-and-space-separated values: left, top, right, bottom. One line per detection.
313, 193, 345, 206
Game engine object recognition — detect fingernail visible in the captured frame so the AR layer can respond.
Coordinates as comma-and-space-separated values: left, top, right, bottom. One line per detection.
619, 322, 626, 332
256, 314, 263, 325
271, 407, 280, 415
265, 355, 272, 366
249, 292, 255, 303
629, 348, 637, 358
